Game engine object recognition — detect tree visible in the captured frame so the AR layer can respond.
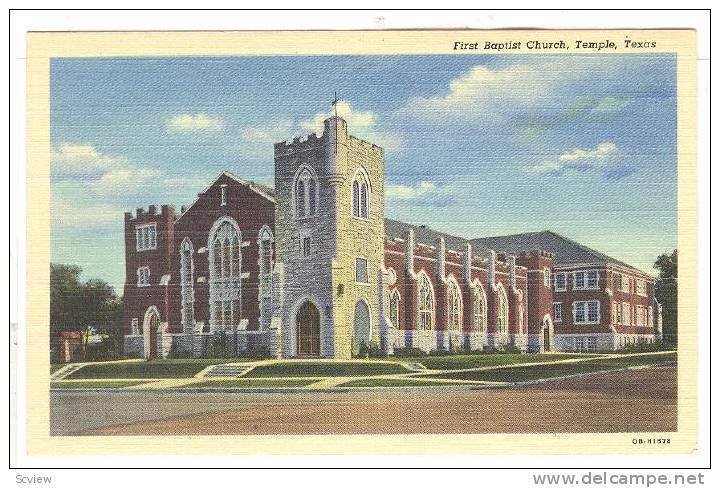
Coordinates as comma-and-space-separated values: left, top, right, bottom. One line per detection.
653, 250, 677, 347
50, 263, 124, 360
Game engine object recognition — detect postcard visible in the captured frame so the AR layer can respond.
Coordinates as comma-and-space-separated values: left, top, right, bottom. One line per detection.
23, 28, 697, 456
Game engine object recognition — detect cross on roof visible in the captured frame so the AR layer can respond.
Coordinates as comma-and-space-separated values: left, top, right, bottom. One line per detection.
331, 92, 342, 118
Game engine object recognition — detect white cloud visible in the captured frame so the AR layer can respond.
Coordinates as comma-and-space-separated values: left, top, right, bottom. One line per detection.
90, 167, 163, 195
385, 180, 456, 207
52, 143, 128, 178
52, 142, 169, 196
239, 103, 403, 153
167, 113, 223, 133
591, 97, 632, 113
401, 64, 563, 120
527, 142, 620, 174
386, 181, 438, 200
240, 119, 295, 143
301, 101, 402, 152
301, 100, 376, 136
51, 196, 120, 227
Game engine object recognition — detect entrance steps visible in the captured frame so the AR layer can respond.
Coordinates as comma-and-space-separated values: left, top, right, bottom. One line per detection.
51, 363, 85, 380
202, 364, 254, 378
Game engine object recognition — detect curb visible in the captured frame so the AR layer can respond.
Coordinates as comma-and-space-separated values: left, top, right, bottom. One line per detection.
483, 361, 677, 389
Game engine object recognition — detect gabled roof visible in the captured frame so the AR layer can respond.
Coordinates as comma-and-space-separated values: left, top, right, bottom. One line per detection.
384, 218, 487, 254
471, 231, 647, 275
218, 171, 275, 201
176, 172, 275, 222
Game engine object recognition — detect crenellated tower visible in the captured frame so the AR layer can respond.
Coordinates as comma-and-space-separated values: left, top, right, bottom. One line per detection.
273, 115, 385, 358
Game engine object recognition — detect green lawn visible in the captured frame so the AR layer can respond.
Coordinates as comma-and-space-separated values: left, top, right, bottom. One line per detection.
51, 380, 151, 389
66, 359, 242, 379
340, 378, 478, 387
175, 378, 320, 388
423, 352, 677, 383
243, 361, 409, 378
394, 353, 593, 371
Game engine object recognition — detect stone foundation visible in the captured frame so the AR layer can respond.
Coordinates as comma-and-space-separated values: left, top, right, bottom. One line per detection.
392, 330, 527, 353
124, 329, 276, 359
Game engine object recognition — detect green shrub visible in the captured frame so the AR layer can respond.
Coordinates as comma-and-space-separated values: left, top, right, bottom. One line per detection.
124, 350, 144, 360
203, 332, 234, 358
616, 340, 669, 353
392, 347, 427, 357
239, 346, 272, 359
366, 341, 387, 358
166, 341, 194, 359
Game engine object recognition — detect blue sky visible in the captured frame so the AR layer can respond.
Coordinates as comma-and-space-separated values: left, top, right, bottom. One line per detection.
50, 54, 677, 292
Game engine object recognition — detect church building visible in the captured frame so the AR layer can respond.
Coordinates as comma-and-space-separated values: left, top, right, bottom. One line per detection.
123, 114, 663, 359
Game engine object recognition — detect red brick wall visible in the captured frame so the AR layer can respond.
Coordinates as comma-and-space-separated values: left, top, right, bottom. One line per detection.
172, 174, 275, 332
383, 241, 527, 335
516, 251, 555, 336
550, 265, 656, 336
123, 175, 275, 334
123, 205, 175, 333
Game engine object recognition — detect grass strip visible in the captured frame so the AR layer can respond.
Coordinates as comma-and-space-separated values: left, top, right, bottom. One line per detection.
409, 353, 592, 370
423, 352, 677, 383
66, 359, 241, 379
243, 361, 408, 378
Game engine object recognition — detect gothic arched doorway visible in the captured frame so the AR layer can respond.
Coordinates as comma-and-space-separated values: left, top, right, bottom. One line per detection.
143, 306, 161, 359
542, 316, 553, 352
296, 301, 320, 357
354, 299, 371, 355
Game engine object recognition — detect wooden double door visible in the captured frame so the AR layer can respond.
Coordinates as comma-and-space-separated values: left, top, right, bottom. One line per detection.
296, 301, 320, 356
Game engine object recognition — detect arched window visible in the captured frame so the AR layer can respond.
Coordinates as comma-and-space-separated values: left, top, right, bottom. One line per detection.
388, 289, 400, 329
213, 238, 222, 278
208, 218, 242, 331
447, 278, 462, 331
180, 238, 194, 331
417, 272, 435, 331
258, 226, 274, 329
497, 286, 509, 334
231, 234, 240, 276
352, 169, 370, 218
293, 166, 318, 218
473, 285, 487, 332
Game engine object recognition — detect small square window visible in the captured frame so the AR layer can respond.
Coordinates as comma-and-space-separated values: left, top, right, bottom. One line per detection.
355, 257, 369, 283
137, 267, 150, 286
135, 224, 157, 251
587, 301, 599, 322
587, 270, 599, 289
574, 271, 585, 289
302, 236, 311, 258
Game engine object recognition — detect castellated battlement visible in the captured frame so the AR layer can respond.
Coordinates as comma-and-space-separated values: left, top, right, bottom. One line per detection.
124, 204, 175, 221
274, 132, 322, 156
273, 116, 384, 159
348, 134, 384, 154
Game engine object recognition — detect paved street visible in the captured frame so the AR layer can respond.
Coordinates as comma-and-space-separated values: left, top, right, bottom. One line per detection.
50, 366, 677, 436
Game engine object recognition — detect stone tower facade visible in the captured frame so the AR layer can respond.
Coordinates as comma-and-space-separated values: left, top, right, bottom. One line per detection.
274, 116, 385, 359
